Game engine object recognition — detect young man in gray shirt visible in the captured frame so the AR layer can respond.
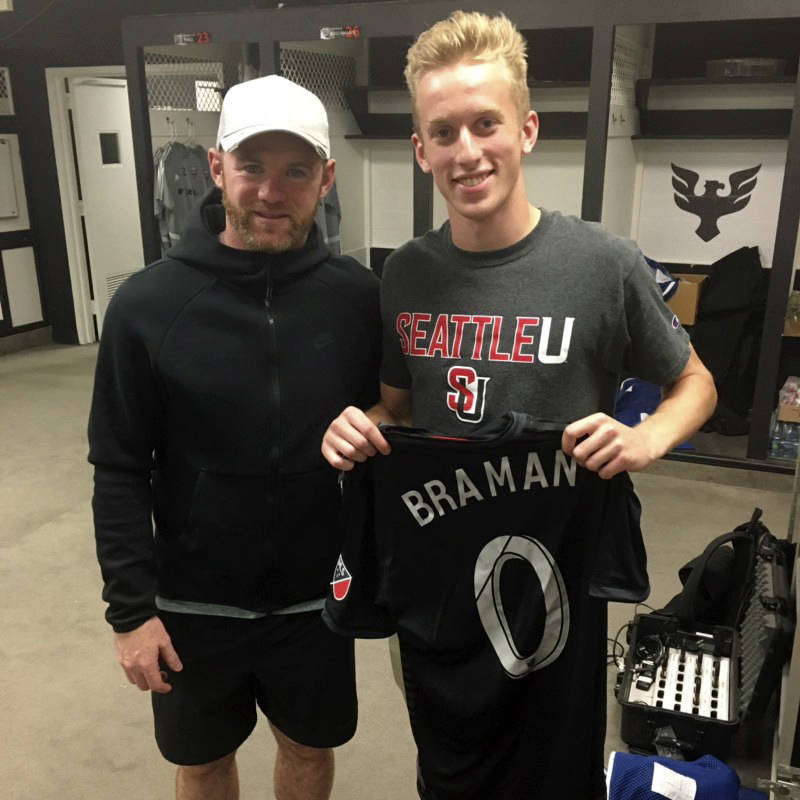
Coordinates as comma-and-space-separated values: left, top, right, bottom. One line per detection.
322, 10, 716, 799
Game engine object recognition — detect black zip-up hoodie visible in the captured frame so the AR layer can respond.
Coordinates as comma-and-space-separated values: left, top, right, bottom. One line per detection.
88, 188, 380, 632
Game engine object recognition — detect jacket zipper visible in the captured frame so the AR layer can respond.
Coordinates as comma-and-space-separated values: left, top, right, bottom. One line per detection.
264, 265, 281, 471
261, 266, 280, 605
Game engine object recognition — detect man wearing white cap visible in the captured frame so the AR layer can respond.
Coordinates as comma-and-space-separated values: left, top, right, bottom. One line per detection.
88, 75, 380, 799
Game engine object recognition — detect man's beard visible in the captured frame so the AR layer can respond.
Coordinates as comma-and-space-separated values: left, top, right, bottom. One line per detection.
222, 187, 318, 253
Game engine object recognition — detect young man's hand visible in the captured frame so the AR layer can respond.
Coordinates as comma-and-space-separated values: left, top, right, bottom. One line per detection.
561, 413, 661, 479
321, 406, 391, 471
563, 349, 716, 479
114, 616, 183, 693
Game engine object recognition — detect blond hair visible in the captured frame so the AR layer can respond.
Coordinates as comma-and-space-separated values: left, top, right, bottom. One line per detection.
404, 10, 530, 131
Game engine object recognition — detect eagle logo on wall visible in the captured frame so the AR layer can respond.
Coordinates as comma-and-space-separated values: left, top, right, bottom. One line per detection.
671, 163, 761, 242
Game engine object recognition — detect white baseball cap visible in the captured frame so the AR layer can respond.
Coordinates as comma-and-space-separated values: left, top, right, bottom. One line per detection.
216, 75, 330, 159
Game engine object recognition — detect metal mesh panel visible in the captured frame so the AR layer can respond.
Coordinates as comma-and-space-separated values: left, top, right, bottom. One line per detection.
0, 67, 14, 115
144, 52, 224, 112
611, 37, 642, 107
280, 48, 355, 110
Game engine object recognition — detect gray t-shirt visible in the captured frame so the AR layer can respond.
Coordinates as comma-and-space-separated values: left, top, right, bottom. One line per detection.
315, 180, 342, 255
380, 209, 690, 434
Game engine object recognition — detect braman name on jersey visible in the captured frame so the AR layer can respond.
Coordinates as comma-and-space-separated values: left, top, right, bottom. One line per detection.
400, 449, 577, 527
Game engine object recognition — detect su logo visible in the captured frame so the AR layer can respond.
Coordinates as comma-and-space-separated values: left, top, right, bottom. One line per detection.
447, 366, 490, 424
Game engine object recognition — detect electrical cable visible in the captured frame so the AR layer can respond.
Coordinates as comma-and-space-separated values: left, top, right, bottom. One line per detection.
608, 620, 631, 668
607, 637, 624, 666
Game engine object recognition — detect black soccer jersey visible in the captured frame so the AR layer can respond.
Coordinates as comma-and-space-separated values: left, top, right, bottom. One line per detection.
323, 414, 637, 799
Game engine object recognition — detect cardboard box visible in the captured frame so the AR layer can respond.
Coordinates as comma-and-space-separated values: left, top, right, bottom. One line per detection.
778, 404, 800, 423
667, 274, 707, 326
784, 318, 800, 337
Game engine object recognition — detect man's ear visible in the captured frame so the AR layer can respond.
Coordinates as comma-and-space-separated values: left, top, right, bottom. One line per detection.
208, 149, 224, 189
521, 110, 539, 155
319, 158, 336, 198
412, 133, 431, 174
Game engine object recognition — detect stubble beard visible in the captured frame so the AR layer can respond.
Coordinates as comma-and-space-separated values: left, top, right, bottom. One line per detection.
222, 186, 318, 254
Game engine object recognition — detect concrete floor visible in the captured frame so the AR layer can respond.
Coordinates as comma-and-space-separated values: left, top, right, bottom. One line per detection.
2, 343, 793, 799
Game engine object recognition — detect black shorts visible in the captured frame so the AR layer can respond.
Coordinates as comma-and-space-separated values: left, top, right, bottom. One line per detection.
152, 610, 357, 766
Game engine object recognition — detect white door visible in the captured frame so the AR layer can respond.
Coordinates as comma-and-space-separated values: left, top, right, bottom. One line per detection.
69, 77, 144, 332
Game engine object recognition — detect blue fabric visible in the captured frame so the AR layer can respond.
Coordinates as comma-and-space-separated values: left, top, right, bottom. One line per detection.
613, 380, 695, 451
645, 256, 679, 302
614, 378, 662, 428
607, 751, 740, 800
613, 256, 682, 429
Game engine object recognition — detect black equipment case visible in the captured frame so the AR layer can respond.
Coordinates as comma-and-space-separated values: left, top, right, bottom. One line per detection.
617, 509, 794, 759
618, 613, 741, 759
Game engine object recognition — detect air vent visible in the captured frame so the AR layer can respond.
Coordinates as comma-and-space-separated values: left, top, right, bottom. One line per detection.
611, 37, 642, 108
0, 67, 14, 115
106, 271, 135, 300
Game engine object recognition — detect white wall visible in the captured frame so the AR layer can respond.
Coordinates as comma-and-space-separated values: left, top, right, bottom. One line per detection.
365, 140, 414, 248
602, 136, 639, 239
632, 139, 786, 267
328, 109, 368, 261
525, 140, 585, 218
150, 109, 219, 152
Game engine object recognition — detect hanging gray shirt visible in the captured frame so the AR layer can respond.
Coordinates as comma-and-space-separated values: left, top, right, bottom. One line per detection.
315, 180, 342, 256
155, 143, 214, 255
